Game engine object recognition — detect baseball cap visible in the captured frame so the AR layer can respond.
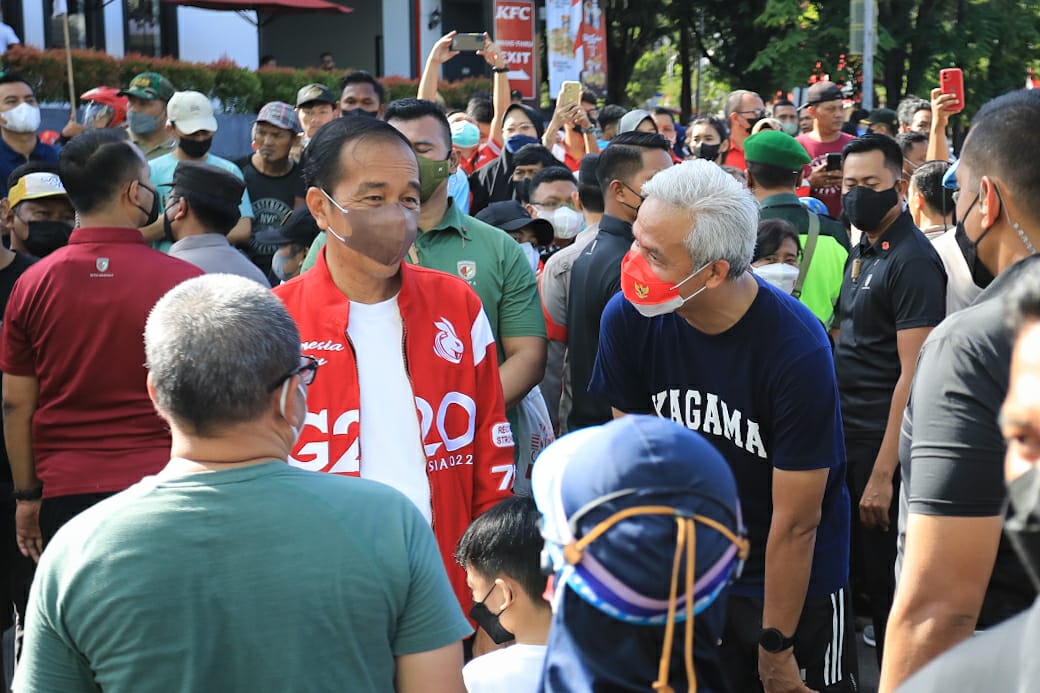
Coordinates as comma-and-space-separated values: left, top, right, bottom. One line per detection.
806, 81, 843, 105
254, 206, 321, 248
862, 108, 899, 132
744, 130, 811, 171
256, 101, 300, 132
533, 416, 748, 692
475, 200, 554, 246
167, 91, 218, 134
8, 171, 68, 207
618, 109, 654, 134
295, 83, 336, 108
118, 72, 175, 102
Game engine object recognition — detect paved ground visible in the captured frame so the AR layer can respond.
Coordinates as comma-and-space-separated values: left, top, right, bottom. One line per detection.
857, 627, 881, 692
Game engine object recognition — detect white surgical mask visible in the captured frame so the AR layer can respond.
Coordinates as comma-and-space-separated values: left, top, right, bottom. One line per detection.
538, 206, 583, 240
2, 102, 40, 134
520, 241, 540, 273
753, 263, 799, 294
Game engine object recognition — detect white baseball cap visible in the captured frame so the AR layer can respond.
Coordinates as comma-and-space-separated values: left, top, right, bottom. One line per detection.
166, 91, 218, 134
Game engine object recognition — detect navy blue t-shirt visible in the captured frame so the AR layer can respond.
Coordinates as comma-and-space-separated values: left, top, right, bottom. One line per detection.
589, 277, 850, 598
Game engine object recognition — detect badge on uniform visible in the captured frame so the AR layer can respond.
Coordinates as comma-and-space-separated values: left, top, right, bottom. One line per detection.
96, 257, 110, 272
457, 261, 476, 281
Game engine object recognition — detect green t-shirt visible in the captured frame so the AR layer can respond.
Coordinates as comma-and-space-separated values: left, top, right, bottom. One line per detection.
15, 462, 470, 693
302, 200, 546, 363
759, 193, 849, 326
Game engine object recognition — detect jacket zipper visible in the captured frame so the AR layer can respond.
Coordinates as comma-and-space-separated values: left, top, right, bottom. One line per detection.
402, 322, 437, 533
343, 328, 362, 477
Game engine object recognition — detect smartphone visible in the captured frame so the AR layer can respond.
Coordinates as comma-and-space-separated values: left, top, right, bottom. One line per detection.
940, 68, 965, 114
450, 33, 486, 52
826, 152, 842, 171
559, 80, 582, 109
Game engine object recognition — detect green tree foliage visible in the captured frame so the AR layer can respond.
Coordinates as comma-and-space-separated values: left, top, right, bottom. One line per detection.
622, 0, 1038, 120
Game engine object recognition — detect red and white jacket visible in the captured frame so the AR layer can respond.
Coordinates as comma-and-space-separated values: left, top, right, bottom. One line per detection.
273, 251, 515, 615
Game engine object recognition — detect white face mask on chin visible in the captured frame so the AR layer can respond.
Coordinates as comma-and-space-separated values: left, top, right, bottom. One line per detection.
753, 263, 799, 294
2, 102, 41, 134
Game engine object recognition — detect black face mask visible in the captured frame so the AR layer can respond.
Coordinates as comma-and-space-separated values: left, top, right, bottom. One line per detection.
843, 186, 898, 234
178, 136, 212, 159
1005, 467, 1040, 592
467, 585, 515, 645
24, 220, 72, 258
162, 210, 175, 243
619, 181, 645, 214
743, 116, 762, 135
341, 108, 378, 119
134, 183, 161, 227
693, 142, 721, 162
952, 194, 995, 289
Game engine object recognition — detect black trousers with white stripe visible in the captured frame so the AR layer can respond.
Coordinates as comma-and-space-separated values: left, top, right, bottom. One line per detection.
720, 587, 859, 692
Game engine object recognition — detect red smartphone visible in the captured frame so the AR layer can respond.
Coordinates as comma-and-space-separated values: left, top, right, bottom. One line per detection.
940, 68, 964, 114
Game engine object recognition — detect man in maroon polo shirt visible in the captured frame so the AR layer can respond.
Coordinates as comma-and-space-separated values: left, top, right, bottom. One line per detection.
0, 128, 201, 562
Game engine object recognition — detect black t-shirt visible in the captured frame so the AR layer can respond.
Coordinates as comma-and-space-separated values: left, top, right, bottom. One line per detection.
237, 157, 305, 273
0, 252, 38, 484
899, 255, 1040, 626
566, 215, 633, 431
834, 212, 946, 433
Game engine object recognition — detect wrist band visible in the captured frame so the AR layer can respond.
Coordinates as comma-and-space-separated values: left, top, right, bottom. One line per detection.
492, 66, 510, 73
13, 486, 43, 501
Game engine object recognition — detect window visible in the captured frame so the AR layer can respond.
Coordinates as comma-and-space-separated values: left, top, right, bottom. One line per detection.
124, 0, 178, 57
45, 0, 105, 50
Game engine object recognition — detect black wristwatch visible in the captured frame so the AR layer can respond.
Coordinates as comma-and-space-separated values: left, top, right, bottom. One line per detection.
759, 627, 795, 653
12, 485, 43, 501
491, 65, 510, 73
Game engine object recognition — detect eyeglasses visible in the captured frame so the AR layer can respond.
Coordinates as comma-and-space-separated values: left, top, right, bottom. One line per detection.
529, 200, 576, 211
268, 355, 320, 391
738, 109, 766, 119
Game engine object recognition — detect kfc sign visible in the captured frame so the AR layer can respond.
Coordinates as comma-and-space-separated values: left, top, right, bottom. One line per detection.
494, 0, 536, 100
496, 4, 532, 21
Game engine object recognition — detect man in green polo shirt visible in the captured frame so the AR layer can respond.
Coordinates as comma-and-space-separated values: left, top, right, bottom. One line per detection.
745, 130, 849, 326
118, 72, 177, 160
302, 100, 546, 442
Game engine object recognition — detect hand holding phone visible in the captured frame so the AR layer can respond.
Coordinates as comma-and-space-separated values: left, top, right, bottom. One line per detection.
826, 153, 842, 171
939, 68, 964, 114
450, 33, 486, 52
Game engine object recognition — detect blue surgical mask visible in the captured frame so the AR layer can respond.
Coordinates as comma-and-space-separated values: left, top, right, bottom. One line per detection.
127, 111, 160, 136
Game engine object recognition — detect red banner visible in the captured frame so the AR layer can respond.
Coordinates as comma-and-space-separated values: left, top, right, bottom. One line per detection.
494, 0, 536, 100
579, 0, 607, 96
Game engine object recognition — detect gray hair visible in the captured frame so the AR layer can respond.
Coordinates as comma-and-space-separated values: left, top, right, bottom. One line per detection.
641, 160, 759, 278
145, 274, 300, 436
725, 90, 759, 118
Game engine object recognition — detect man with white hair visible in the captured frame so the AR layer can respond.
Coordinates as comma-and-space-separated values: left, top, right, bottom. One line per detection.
590, 160, 854, 692
13, 274, 471, 692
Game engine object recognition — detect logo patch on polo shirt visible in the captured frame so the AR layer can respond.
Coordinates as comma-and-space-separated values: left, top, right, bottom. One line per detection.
433, 317, 464, 364
457, 260, 476, 281
96, 257, 109, 272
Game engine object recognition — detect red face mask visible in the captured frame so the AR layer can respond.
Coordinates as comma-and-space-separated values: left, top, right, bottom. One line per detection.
620, 247, 710, 317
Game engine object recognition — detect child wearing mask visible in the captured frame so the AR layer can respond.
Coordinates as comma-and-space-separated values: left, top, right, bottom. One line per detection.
456, 496, 551, 693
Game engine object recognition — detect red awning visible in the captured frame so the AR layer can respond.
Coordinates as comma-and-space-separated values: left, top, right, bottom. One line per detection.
162, 0, 350, 13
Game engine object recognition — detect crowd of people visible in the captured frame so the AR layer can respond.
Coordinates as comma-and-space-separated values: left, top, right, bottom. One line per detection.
0, 28, 1039, 693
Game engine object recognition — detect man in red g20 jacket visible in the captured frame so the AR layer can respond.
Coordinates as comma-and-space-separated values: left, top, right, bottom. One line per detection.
273, 117, 514, 624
